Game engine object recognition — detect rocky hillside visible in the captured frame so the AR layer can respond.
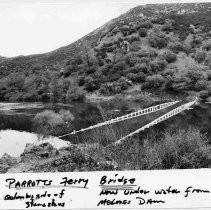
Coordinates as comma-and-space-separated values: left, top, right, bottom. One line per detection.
0, 143, 117, 173
0, 3, 211, 102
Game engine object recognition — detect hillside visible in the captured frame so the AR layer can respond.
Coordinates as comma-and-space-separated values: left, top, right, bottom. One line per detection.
0, 2, 211, 102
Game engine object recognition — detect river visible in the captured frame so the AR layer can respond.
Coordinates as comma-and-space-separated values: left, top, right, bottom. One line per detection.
0, 100, 211, 157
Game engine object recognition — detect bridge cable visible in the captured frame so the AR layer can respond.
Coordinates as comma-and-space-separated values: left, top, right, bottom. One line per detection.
105, 99, 197, 148
58, 100, 180, 138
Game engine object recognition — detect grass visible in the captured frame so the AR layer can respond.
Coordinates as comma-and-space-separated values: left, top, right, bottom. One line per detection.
33, 102, 211, 170
80, 122, 211, 170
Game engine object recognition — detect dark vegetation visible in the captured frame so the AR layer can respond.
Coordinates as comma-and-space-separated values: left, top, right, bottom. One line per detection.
0, 3, 211, 102
94, 127, 211, 170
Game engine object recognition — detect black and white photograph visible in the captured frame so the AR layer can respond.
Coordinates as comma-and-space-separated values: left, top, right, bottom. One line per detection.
0, 0, 211, 173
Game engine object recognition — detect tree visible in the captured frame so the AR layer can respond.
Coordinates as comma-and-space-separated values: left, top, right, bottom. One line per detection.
66, 87, 85, 102
194, 49, 206, 63
202, 39, 211, 51
81, 41, 97, 73
148, 32, 168, 49
205, 51, 211, 68
23, 75, 39, 101
144, 74, 165, 89
84, 76, 100, 92
161, 19, 174, 32
138, 20, 153, 29
150, 58, 168, 73
159, 50, 177, 63
168, 41, 184, 54
138, 28, 147, 37
183, 34, 194, 53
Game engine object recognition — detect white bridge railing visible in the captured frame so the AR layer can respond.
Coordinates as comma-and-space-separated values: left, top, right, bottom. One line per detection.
58, 100, 180, 138
105, 99, 197, 147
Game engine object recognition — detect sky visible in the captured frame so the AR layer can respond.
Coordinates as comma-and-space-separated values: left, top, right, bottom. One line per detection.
0, 0, 210, 57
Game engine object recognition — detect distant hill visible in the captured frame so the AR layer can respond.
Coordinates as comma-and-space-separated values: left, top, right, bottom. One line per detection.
0, 2, 211, 102
0, 56, 7, 63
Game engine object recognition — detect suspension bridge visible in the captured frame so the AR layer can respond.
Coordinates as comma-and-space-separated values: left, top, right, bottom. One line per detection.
58, 98, 199, 147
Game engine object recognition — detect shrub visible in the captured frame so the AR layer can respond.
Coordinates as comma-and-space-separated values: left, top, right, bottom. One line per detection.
171, 75, 191, 91
193, 35, 203, 46
153, 128, 211, 169
99, 84, 111, 95
137, 63, 150, 74
159, 50, 177, 63
119, 25, 130, 32
126, 63, 149, 74
162, 65, 178, 77
199, 90, 209, 99
108, 73, 122, 82
206, 70, 211, 80
63, 65, 75, 77
66, 87, 85, 102
161, 23, 173, 32
99, 77, 130, 95
132, 127, 211, 170
185, 68, 204, 84
108, 83, 122, 94
207, 84, 211, 95
126, 72, 146, 83
130, 42, 141, 53
84, 76, 100, 92
86, 65, 97, 75
98, 58, 104, 66
33, 110, 74, 136
205, 51, 211, 68
202, 39, 211, 51
139, 20, 153, 29
149, 60, 160, 73
102, 42, 113, 48
183, 34, 194, 54
144, 74, 165, 89
118, 77, 130, 90
194, 49, 206, 63
195, 80, 207, 91
150, 58, 168, 72
112, 61, 126, 72
161, 19, 174, 32
137, 48, 158, 58
138, 28, 147, 37
171, 68, 206, 91
72, 55, 83, 65
151, 17, 165, 25
126, 66, 138, 74
139, 57, 151, 64
127, 35, 140, 43
125, 54, 141, 67
128, 27, 137, 35
78, 76, 85, 86
58, 110, 75, 124
168, 41, 185, 54
148, 32, 168, 49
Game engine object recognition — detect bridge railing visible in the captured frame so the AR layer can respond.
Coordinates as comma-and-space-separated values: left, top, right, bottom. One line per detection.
58, 100, 180, 138
105, 99, 197, 147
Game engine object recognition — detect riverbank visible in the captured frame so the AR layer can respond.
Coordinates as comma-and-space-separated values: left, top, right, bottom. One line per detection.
0, 142, 117, 173
1, 125, 211, 173
86, 87, 209, 104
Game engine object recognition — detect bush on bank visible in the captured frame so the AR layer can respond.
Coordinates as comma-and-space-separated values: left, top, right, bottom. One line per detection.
33, 110, 74, 136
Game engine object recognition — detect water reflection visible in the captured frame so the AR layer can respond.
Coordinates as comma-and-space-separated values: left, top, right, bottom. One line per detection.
0, 130, 69, 157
